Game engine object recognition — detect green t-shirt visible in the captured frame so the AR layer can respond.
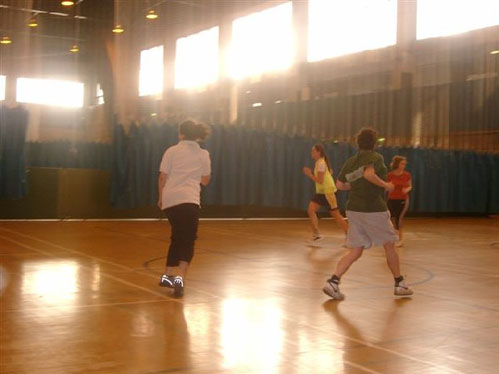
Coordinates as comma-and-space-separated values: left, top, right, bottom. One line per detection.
338, 151, 388, 212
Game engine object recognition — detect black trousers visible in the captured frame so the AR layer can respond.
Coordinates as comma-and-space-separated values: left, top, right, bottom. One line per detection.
164, 203, 200, 267
387, 199, 409, 230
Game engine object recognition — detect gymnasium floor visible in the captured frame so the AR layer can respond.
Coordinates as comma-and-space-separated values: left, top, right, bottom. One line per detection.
1, 217, 498, 374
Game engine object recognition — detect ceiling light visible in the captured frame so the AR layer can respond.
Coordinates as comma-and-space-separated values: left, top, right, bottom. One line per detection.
0, 36, 12, 45
490, 50, 499, 55
70, 44, 80, 53
146, 10, 158, 20
28, 18, 38, 27
112, 24, 124, 34
61, 0, 74, 6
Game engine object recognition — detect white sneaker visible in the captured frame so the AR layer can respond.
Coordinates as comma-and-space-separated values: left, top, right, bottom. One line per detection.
394, 279, 413, 296
307, 235, 324, 245
323, 279, 345, 300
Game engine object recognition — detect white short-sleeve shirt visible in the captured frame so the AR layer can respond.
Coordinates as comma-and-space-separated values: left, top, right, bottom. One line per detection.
159, 140, 211, 209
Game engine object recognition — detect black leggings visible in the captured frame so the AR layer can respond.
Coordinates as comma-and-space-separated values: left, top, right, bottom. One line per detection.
388, 199, 409, 230
164, 203, 200, 267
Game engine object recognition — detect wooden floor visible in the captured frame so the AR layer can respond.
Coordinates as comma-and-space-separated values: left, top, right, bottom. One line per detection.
1, 217, 498, 374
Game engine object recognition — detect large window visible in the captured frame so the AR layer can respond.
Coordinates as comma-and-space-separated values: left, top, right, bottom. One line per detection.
16, 78, 84, 108
139, 45, 164, 97
175, 27, 219, 90
230, 2, 293, 79
0, 75, 5, 101
417, 0, 499, 40
308, 0, 397, 62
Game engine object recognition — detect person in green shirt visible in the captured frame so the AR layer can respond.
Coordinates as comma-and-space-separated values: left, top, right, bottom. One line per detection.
322, 128, 413, 299
303, 144, 348, 243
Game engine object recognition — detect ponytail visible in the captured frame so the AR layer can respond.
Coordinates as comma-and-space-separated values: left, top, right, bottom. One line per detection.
313, 144, 331, 172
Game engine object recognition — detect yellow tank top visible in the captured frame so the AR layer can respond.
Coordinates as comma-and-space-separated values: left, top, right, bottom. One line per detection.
314, 158, 337, 194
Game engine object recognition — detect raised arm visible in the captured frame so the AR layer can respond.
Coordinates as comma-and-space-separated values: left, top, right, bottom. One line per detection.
363, 165, 394, 191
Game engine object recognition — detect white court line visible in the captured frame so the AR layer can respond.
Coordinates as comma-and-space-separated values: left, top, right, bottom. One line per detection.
0, 227, 467, 374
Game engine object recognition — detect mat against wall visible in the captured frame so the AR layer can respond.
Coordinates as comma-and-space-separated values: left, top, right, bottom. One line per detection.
0, 105, 28, 199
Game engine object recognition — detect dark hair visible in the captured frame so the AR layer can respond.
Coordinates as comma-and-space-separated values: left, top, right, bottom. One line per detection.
179, 120, 211, 141
390, 155, 407, 170
313, 144, 332, 172
356, 128, 377, 150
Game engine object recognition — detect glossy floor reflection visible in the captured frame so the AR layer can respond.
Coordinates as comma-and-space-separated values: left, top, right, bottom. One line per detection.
1, 218, 498, 373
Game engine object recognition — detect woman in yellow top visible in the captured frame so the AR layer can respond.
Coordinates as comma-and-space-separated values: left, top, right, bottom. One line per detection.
303, 144, 348, 243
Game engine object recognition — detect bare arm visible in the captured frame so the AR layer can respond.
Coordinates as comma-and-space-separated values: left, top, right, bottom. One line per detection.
402, 180, 412, 194
303, 167, 324, 184
363, 165, 394, 191
336, 180, 351, 191
157, 172, 167, 209
201, 175, 211, 186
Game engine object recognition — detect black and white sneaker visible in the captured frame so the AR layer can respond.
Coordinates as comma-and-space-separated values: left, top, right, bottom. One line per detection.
323, 278, 345, 300
173, 276, 184, 297
159, 274, 174, 288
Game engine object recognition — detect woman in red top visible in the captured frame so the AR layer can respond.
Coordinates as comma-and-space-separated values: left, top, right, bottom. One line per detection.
387, 156, 412, 247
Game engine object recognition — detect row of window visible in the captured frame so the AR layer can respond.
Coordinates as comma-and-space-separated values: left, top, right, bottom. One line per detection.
141, 0, 499, 94
1, 0, 497, 108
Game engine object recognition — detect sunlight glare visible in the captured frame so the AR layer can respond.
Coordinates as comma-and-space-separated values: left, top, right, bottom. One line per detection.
230, 2, 293, 79
175, 26, 219, 90
417, 0, 499, 39
139, 45, 164, 97
0, 75, 5, 101
308, 0, 397, 62
16, 77, 84, 108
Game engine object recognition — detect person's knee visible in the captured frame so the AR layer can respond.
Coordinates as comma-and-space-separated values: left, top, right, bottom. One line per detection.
350, 248, 363, 260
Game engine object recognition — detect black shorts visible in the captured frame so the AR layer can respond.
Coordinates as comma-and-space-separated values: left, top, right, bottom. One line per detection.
311, 193, 338, 211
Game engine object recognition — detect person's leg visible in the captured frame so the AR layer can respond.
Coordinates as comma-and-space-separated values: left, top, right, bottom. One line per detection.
323, 247, 363, 300
159, 205, 182, 287
384, 241, 413, 296
307, 200, 321, 238
397, 198, 410, 243
383, 241, 400, 278
330, 209, 348, 234
171, 204, 200, 296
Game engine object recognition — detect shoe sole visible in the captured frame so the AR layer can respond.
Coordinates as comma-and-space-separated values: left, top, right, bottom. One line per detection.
322, 285, 345, 300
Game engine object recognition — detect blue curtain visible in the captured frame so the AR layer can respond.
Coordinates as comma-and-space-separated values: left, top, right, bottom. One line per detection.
110, 122, 499, 214
0, 105, 29, 198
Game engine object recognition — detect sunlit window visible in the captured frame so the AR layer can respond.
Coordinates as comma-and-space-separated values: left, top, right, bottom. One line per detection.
308, 0, 397, 62
96, 83, 104, 105
139, 45, 164, 97
16, 77, 84, 108
0, 75, 5, 101
175, 26, 219, 90
417, 0, 499, 40
230, 2, 293, 79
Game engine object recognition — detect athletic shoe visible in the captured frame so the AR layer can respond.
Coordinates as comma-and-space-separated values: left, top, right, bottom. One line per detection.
307, 235, 324, 245
396, 241, 404, 247
394, 279, 413, 296
323, 279, 345, 300
159, 274, 174, 288
173, 276, 184, 297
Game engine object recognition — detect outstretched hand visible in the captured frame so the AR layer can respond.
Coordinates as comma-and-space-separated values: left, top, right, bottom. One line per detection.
303, 166, 313, 176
